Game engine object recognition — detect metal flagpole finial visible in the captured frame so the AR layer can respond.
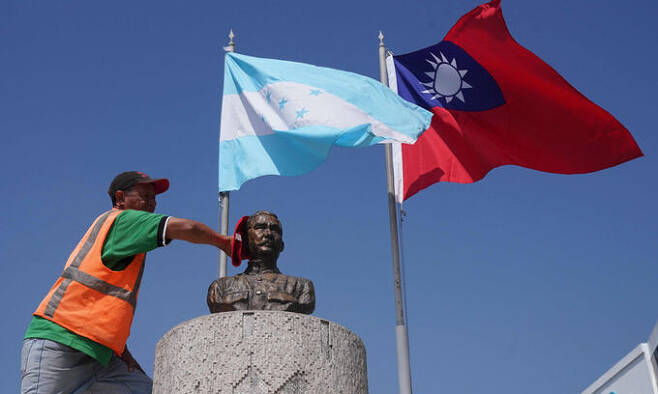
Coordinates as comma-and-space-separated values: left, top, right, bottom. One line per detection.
223, 29, 235, 53
378, 30, 385, 47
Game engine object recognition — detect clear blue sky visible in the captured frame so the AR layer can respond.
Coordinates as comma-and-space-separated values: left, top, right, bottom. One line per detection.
2, 0, 657, 393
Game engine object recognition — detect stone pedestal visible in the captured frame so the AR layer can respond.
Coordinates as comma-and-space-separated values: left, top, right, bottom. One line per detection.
153, 311, 368, 393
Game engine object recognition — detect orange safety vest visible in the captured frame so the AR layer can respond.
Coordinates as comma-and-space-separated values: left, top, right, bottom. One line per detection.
34, 209, 146, 355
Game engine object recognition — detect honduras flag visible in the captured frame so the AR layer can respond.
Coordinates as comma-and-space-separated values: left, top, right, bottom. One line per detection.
219, 52, 432, 191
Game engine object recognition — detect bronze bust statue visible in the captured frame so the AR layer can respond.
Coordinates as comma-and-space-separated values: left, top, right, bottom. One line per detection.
207, 211, 315, 314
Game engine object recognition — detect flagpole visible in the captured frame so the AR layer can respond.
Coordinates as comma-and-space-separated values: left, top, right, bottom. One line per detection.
218, 29, 235, 279
379, 30, 413, 394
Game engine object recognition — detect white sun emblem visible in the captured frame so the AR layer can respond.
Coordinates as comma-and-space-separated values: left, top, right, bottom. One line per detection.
421, 52, 472, 104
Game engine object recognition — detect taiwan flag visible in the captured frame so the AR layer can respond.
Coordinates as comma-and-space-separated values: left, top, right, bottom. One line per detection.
386, 0, 643, 202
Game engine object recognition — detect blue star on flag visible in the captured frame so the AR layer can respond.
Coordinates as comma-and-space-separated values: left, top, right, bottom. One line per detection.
278, 97, 288, 110
265, 91, 272, 103
296, 107, 309, 119
309, 89, 322, 96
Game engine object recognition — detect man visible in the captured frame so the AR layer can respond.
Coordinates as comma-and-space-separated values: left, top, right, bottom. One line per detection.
21, 171, 233, 394
207, 211, 315, 314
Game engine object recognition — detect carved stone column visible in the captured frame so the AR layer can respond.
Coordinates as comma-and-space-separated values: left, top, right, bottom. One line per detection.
153, 311, 368, 393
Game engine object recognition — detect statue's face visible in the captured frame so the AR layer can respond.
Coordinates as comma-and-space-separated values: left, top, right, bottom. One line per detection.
247, 213, 284, 261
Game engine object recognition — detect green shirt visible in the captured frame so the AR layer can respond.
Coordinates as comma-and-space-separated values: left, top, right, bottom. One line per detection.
25, 209, 170, 366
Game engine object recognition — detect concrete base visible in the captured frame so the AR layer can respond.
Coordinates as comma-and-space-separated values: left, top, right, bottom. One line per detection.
153, 311, 368, 393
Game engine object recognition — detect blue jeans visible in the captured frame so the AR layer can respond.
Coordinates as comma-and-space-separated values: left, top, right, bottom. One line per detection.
21, 338, 152, 394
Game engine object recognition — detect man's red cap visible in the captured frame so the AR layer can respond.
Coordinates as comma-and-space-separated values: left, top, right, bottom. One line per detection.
231, 216, 250, 266
108, 171, 169, 197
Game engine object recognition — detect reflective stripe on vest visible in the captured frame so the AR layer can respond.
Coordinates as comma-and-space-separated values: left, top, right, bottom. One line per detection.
43, 210, 114, 317
43, 210, 142, 317
60, 266, 137, 307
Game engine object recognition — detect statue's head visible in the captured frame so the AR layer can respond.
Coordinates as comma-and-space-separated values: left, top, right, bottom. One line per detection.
246, 211, 284, 264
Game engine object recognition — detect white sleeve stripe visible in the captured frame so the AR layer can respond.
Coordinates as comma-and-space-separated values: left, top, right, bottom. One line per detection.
161, 216, 172, 246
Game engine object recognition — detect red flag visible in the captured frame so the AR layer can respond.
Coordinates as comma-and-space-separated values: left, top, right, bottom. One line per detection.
388, 0, 642, 202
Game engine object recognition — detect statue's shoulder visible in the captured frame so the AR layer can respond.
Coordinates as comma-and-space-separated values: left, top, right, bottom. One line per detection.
266, 273, 313, 286
214, 274, 246, 283
294, 275, 314, 289
210, 274, 249, 291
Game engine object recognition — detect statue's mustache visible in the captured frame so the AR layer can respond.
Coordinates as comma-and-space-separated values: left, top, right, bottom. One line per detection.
255, 239, 275, 247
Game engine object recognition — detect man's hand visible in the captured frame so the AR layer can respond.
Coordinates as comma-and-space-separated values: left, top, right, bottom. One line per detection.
121, 346, 145, 374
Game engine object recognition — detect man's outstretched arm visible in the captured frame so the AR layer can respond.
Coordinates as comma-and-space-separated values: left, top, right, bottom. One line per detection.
165, 217, 231, 256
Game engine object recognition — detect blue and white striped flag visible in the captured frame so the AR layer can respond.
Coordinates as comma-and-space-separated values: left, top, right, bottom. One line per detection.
219, 52, 432, 191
